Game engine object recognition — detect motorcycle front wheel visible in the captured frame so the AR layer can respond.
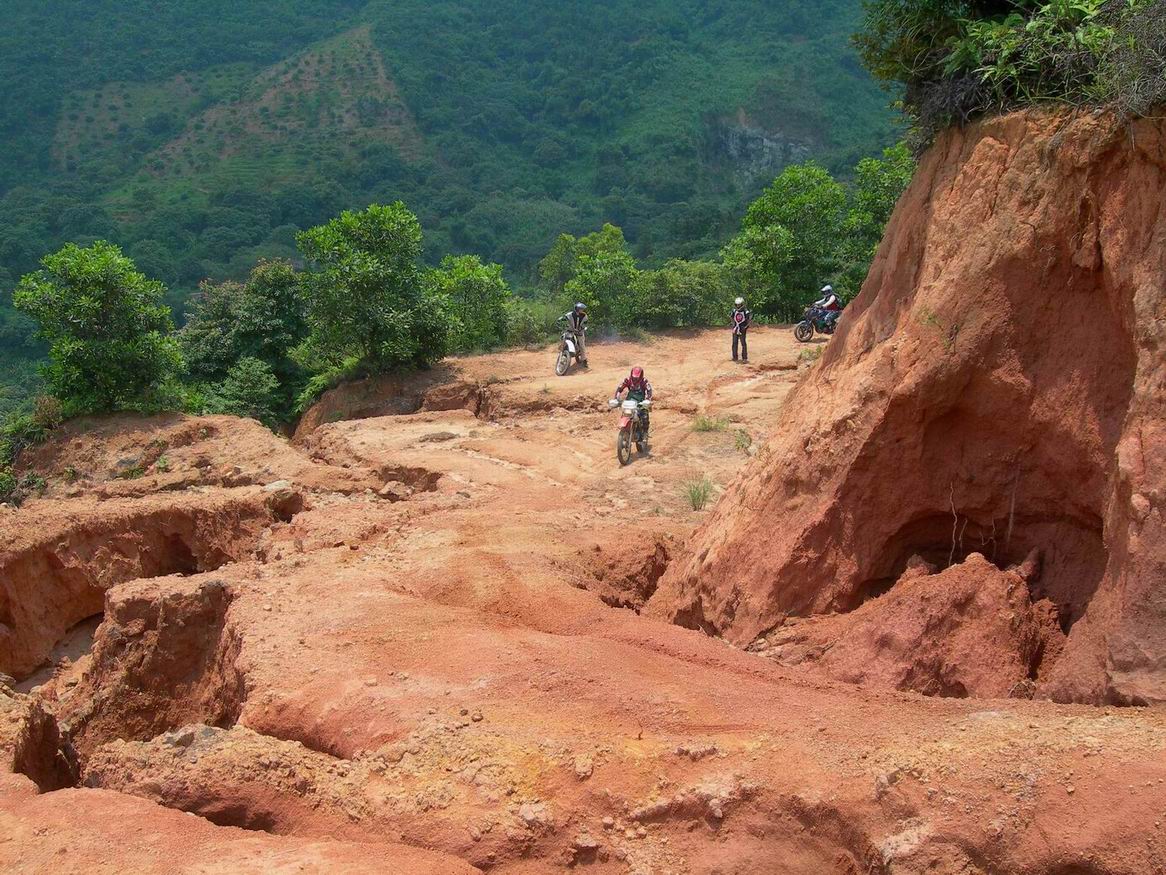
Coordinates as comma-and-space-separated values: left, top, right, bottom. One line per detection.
793, 321, 813, 343
554, 349, 571, 376
616, 429, 633, 466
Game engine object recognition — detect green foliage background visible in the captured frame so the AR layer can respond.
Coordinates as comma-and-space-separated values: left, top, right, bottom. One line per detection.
0, 0, 900, 412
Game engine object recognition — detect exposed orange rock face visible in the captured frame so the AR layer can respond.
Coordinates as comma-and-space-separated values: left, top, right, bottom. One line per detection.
649, 110, 1166, 706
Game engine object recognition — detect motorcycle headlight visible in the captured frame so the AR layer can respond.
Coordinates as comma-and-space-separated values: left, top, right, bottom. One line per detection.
622, 400, 638, 414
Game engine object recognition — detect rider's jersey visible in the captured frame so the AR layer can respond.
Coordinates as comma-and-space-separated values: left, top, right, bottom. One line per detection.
731, 307, 752, 333
565, 311, 588, 333
615, 375, 653, 403
814, 294, 841, 311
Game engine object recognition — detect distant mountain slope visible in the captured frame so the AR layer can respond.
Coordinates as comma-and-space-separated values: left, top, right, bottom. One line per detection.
0, 0, 896, 306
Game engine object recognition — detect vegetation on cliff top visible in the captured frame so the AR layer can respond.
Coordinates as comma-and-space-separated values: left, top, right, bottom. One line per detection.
855, 0, 1166, 143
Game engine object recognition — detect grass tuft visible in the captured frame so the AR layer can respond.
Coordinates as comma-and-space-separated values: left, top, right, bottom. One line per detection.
682, 476, 715, 511
692, 415, 729, 433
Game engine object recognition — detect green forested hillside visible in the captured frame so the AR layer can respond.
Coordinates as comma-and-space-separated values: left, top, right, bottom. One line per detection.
0, 0, 898, 411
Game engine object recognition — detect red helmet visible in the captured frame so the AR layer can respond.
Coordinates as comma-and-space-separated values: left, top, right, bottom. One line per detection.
631, 367, 644, 380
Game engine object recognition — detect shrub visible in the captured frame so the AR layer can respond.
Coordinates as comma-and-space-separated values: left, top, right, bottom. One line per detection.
855, 0, 1163, 141
693, 415, 730, 432
682, 476, 715, 511
565, 248, 639, 326
505, 298, 560, 347
428, 255, 511, 353
182, 259, 307, 384
207, 357, 282, 428
293, 354, 365, 415
634, 260, 727, 330
297, 203, 449, 372
14, 241, 180, 413
0, 468, 18, 504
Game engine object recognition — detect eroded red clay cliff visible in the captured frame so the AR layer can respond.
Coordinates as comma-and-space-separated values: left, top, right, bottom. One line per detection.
649, 109, 1166, 706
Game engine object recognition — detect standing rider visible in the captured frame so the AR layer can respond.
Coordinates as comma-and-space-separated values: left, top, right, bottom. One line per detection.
612, 366, 654, 442
730, 296, 752, 363
562, 302, 589, 368
813, 285, 842, 328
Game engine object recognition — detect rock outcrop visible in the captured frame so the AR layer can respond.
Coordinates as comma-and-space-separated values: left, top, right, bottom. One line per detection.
649, 109, 1166, 705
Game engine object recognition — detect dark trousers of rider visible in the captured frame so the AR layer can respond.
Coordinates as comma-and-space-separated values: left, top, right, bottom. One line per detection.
732, 330, 748, 362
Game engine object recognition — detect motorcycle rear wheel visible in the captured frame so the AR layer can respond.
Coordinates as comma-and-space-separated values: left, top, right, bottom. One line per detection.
794, 321, 813, 343
554, 349, 571, 376
617, 429, 633, 466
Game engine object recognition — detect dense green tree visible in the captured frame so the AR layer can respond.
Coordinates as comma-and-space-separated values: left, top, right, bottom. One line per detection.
297, 203, 448, 371
180, 259, 306, 392
839, 142, 915, 292
721, 162, 846, 319
634, 260, 727, 330
719, 223, 795, 316
13, 241, 180, 411
538, 224, 631, 297
207, 356, 281, 428
719, 147, 914, 317
565, 248, 639, 327
428, 255, 511, 353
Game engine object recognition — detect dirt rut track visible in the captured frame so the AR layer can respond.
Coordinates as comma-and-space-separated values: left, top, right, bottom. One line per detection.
2, 329, 1165, 874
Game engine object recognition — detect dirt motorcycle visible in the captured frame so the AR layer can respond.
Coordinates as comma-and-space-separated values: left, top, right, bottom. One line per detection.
608, 397, 651, 466
554, 328, 585, 376
794, 306, 840, 343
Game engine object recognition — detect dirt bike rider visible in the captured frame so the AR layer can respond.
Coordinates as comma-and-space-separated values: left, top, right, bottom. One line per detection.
558, 302, 589, 368
612, 366, 653, 441
730, 296, 752, 363
813, 284, 842, 328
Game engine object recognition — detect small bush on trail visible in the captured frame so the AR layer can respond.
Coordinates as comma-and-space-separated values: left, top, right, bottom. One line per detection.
734, 429, 752, 452
682, 476, 716, 511
693, 415, 730, 433
798, 346, 824, 364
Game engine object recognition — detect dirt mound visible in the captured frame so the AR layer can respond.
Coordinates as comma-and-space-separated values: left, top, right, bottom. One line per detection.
53, 576, 245, 763
650, 110, 1166, 706
749, 553, 1065, 698
19, 413, 379, 497
0, 771, 479, 874
573, 534, 673, 612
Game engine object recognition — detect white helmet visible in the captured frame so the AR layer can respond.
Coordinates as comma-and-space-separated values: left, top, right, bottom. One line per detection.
734, 297, 745, 306
821, 284, 833, 294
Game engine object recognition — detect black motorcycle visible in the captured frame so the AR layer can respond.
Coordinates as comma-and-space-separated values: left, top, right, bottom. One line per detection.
794, 306, 839, 343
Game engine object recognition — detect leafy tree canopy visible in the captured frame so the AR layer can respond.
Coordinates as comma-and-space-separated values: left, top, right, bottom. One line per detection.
429, 255, 512, 353
297, 203, 448, 371
13, 241, 179, 411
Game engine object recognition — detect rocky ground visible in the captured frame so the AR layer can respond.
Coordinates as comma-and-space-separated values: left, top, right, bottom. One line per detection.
1, 324, 1163, 874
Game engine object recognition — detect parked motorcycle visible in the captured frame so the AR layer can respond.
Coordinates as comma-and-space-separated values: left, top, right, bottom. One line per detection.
555, 329, 583, 376
794, 306, 839, 343
608, 398, 651, 466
